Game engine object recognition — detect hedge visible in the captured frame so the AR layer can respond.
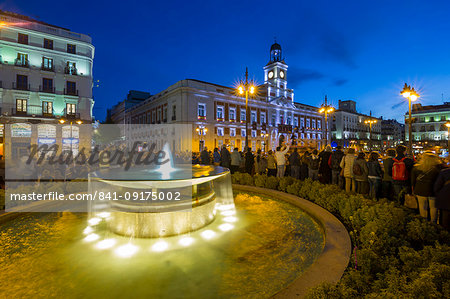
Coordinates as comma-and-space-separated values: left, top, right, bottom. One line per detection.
232, 172, 450, 298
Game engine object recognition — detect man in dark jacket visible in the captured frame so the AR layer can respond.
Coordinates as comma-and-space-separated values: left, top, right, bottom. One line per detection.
289, 148, 301, 179
220, 145, 231, 169
200, 147, 210, 165
330, 146, 345, 188
392, 145, 414, 202
244, 147, 254, 175
382, 148, 396, 200
434, 167, 450, 230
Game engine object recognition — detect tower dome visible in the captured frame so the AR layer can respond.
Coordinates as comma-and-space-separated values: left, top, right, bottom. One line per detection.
270, 42, 282, 62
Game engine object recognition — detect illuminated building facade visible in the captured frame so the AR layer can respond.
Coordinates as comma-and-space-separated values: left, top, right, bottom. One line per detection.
380, 118, 405, 149
0, 10, 94, 158
118, 42, 325, 152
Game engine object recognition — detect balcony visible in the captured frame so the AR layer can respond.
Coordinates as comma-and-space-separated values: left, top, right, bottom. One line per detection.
41, 64, 55, 72
13, 82, 30, 91
63, 108, 80, 119
8, 105, 55, 118
217, 117, 224, 122
64, 67, 78, 75
39, 85, 55, 93
15, 58, 29, 68
197, 115, 206, 120
64, 88, 79, 96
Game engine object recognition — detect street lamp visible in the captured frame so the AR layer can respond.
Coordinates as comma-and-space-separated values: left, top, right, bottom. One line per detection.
364, 113, 377, 150
318, 95, 334, 148
261, 132, 269, 152
237, 67, 256, 150
445, 121, 450, 154
401, 83, 419, 156
196, 126, 207, 151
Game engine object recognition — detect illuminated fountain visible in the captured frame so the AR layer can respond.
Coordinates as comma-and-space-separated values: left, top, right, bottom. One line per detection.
89, 143, 234, 238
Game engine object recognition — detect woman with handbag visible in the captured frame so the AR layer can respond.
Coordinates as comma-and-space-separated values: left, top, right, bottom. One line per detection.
411, 152, 444, 223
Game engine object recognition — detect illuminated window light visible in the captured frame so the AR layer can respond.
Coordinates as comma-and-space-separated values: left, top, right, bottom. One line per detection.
201, 230, 216, 240
88, 217, 101, 226
218, 223, 234, 232
84, 233, 99, 242
97, 212, 110, 218
178, 237, 195, 247
223, 216, 238, 223
83, 226, 94, 235
151, 241, 169, 252
96, 238, 116, 250
221, 210, 236, 216
115, 243, 138, 258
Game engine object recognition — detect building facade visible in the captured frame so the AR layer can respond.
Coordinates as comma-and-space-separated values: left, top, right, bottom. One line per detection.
0, 10, 94, 158
380, 118, 405, 149
331, 100, 382, 149
406, 102, 450, 148
108, 90, 150, 124
119, 43, 326, 152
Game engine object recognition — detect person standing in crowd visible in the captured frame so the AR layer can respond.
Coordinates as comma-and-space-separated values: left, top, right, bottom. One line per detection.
392, 145, 415, 202
340, 148, 356, 192
230, 147, 241, 174
254, 149, 263, 174
257, 150, 268, 175
213, 148, 221, 166
300, 151, 310, 180
330, 146, 345, 188
239, 151, 246, 173
220, 145, 231, 169
289, 148, 301, 179
382, 148, 396, 200
367, 151, 383, 199
353, 152, 369, 194
434, 167, 450, 230
245, 147, 254, 175
267, 150, 277, 176
319, 145, 332, 184
275, 144, 290, 177
308, 149, 320, 181
411, 152, 444, 223
200, 147, 210, 165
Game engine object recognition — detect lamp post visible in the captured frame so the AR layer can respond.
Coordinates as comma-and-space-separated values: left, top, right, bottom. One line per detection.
196, 126, 207, 151
318, 95, 334, 148
364, 112, 377, 151
400, 83, 419, 156
237, 67, 256, 150
261, 132, 269, 152
445, 121, 450, 154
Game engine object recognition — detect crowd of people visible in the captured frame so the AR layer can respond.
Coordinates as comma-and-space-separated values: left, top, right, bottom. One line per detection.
193, 144, 450, 230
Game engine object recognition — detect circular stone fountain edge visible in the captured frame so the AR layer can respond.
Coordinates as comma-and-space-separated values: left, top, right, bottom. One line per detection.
232, 184, 351, 298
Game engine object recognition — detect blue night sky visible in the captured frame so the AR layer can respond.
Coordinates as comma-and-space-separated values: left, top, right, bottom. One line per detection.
4, 0, 450, 122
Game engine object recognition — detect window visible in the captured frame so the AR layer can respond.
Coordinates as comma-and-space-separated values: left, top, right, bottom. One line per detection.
42, 78, 53, 92
317, 120, 321, 129
65, 62, 77, 75
44, 39, 53, 50
230, 128, 236, 137
16, 99, 27, 113
241, 129, 246, 137
42, 57, 53, 71
287, 116, 291, 125
67, 44, 76, 54
241, 110, 246, 121
42, 101, 53, 115
251, 111, 256, 123
198, 104, 206, 117
163, 107, 167, 121
16, 75, 28, 90
66, 81, 77, 95
261, 112, 266, 124
271, 114, 276, 125
18, 33, 28, 45
251, 130, 257, 138
217, 106, 224, 120
306, 119, 310, 128
312, 133, 316, 139
229, 108, 236, 121
279, 115, 284, 124
66, 103, 76, 115
172, 105, 176, 120
217, 127, 224, 136
294, 117, 298, 127
152, 111, 156, 123
16, 53, 28, 67
312, 119, 316, 129
157, 108, 161, 122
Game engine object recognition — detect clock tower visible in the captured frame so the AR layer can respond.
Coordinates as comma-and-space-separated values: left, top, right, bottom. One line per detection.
263, 41, 293, 102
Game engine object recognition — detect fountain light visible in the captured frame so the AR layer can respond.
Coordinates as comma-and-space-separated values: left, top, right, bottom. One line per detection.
151, 241, 169, 252
178, 236, 195, 247
96, 238, 116, 250
218, 223, 234, 232
223, 216, 238, 223
84, 233, 100, 242
221, 210, 236, 216
88, 217, 102, 226
83, 226, 94, 235
201, 230, 216, 240
97, 212, 111, 219
115, 243, 138, 258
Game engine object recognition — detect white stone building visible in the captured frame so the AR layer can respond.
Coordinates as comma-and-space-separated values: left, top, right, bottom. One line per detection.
0, 10, 94, 158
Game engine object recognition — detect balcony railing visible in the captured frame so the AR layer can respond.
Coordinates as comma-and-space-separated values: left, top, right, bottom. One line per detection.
15, 58, 29, 67
63, 108, 80, 119
64, 88, 79, 96
39, 85, 55, 93
41, 64, 55, 72
8, 105, 55, 118
64, 67, 78, 75
12, 82, 30, 91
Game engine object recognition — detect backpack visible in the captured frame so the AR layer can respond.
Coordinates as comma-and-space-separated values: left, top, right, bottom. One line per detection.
353, 162, 363, 176
392, 158, 408, 181
331, 152, 343, 170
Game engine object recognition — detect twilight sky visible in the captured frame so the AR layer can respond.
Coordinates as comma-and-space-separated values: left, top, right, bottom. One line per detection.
3, 0, 450, 122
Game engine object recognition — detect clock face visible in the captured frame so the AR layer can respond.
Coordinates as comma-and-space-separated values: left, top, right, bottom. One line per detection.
268, 71, 274, 79
280, 70, 285, 78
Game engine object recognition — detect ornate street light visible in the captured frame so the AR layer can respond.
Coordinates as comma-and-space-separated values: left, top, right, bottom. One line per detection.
401, 83, 419, 156
318, 95, 334, 148
237, 67, 257, 150
364, 113, 377, 150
